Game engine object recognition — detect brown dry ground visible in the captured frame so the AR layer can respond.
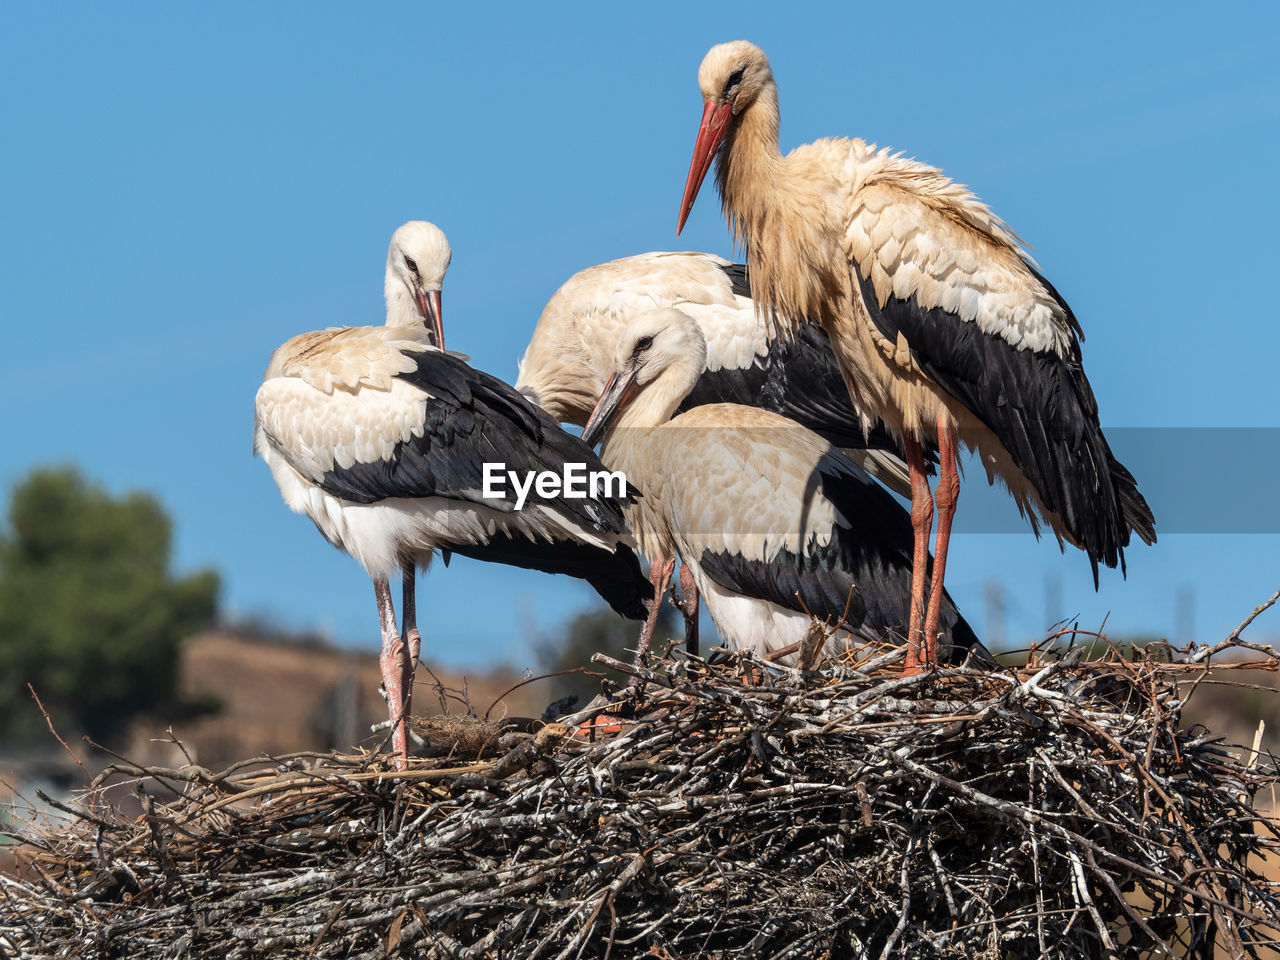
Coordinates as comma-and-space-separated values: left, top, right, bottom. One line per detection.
144, 630, 546, 770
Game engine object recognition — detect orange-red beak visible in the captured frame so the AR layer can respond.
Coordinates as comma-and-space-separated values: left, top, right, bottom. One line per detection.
415, 288, 444, 351
677, 100, 733, 235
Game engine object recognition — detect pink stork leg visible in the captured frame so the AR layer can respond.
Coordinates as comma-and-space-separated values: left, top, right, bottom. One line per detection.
676, 562, 700, 657
635, 554, 677, 664
374, 577, 412, 769
922, 414, 960, 666
903, 435, 935, 674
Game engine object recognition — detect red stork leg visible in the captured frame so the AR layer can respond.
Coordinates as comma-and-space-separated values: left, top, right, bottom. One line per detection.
903, 435, 935, 674
374, 577, 412, 769
635, 554, 677, 665
676, 562, 700, 657
922, 413, 961, 667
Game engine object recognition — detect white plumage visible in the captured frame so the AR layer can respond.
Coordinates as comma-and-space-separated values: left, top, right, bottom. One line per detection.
255, 222, 650, 766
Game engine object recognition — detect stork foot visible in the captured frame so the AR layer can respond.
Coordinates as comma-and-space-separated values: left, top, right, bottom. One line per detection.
405, 627, 422, 671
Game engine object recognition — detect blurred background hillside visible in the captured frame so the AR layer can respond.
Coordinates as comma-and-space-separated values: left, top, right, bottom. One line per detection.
0, 466, 662, 808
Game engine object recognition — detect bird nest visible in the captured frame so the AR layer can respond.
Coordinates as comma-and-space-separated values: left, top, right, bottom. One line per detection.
3, 631, 1280, 959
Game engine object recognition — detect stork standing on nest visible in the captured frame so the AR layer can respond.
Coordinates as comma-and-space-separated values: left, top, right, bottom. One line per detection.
581, 307, 988, 667
254, 222, 651, 767
676, 41, 1155, 671
516, 250, 933, 650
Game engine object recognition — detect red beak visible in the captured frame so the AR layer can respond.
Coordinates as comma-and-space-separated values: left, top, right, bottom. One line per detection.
415, 288, 444, 351
677, 100, 733, 236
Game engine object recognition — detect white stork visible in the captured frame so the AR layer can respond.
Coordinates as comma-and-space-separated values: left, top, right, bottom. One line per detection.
676, 41, 1156, 671
581, 307, 988, 667
254, 222, 651, 766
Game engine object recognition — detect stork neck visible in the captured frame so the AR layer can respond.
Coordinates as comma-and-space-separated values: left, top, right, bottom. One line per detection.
620, 357, 701, 433
384, 275, 422, 328
715, 85, 843, 335
716, 85, 783, 248
597, 423, 670, 565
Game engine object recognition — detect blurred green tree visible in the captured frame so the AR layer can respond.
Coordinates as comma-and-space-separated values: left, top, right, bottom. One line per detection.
0, 467, 219, 745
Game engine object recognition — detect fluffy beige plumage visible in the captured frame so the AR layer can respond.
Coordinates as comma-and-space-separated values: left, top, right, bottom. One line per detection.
516, 249, 929, 503
696, 43, 1069, 438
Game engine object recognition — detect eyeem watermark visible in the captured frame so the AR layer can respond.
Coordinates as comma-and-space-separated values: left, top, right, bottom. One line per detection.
482, 463, 627, 510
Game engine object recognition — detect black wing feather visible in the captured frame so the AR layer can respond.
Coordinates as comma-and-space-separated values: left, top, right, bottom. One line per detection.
318, 350, 632, 537
447, 533, 651, 621
695, 262, 929, 461
854, 265, 1156, 580
717, 261, 753, 299
681, 323, 905, 454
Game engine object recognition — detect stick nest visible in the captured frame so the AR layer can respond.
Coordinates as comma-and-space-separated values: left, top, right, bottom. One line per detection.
3, 639, 1280, 959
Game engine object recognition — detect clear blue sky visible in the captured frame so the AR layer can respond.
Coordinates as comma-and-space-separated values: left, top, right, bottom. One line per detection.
3, 3, 1278, 669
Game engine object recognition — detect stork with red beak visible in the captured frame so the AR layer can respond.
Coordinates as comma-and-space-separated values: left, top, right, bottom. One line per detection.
676, 41, 1155, 671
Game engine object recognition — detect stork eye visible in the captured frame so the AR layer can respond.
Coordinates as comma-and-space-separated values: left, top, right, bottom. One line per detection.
404, 256, 420, 275
723, 68, 745, 96
635, 335, 654, 352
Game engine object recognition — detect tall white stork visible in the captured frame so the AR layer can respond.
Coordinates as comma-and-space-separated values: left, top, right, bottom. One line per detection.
254, 222, 651, 767
676, 41, 1155, 671
581, 307, 988, 667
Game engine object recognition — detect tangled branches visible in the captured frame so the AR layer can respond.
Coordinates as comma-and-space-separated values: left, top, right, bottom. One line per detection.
2, 637, 1279, 959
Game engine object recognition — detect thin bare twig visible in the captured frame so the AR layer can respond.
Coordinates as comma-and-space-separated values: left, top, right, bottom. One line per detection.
26, 684, 87, 778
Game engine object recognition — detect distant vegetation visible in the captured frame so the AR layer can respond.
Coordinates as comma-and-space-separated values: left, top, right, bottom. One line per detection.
535, 603, 678, 707
0, 467, 220, 745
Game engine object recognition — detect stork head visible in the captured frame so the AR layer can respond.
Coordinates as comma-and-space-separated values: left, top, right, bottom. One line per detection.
582, 308, 707, 446
677, 41, 774, 235
385, 220, 451, 348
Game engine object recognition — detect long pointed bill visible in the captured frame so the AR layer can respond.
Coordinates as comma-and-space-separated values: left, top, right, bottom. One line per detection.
677, 100, 732, 236
415, 288, 445, 350
582, 370, 640, 447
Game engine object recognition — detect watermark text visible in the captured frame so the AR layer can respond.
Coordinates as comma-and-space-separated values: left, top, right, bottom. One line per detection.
482, 463, 626, 510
